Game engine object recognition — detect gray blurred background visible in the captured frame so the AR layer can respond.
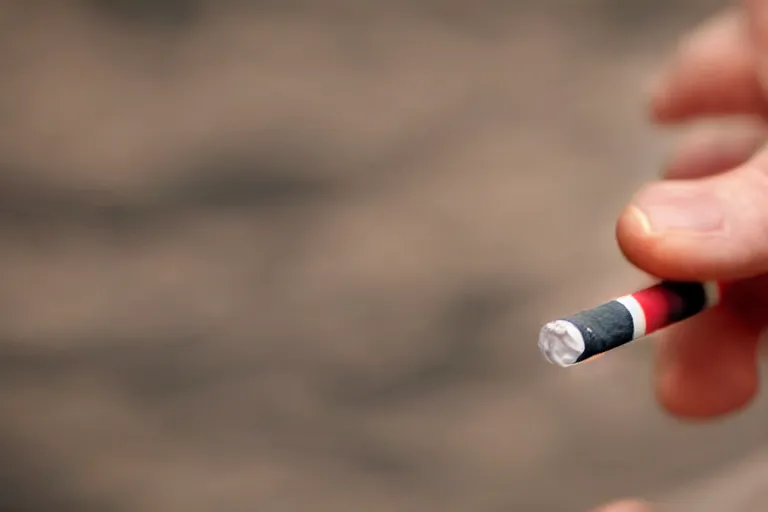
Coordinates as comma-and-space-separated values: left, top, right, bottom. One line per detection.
2, 1, 768, 511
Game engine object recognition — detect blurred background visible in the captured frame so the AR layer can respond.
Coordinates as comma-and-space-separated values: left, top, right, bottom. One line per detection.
2, 1, 768, 511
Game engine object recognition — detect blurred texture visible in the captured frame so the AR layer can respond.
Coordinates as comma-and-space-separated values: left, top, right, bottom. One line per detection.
1, 1, 768, 511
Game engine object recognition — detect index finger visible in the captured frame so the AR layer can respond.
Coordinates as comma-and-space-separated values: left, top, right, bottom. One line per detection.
651, 8, 768, 123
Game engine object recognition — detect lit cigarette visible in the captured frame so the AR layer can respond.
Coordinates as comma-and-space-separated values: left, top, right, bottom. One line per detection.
538, 281, 722, 367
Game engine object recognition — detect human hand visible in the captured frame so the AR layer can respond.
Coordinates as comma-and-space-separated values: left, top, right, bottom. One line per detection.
616, 0, 768, 421
591, 6, 768, 512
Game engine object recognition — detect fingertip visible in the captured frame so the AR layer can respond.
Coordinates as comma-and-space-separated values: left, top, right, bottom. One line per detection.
645, 8, 768, 124
654, 310, 760, 419
646, 73, 676, 124
615, 205, 651, 258
646, 66, 693, 125
656, 359, 757, 420
615, 203, 698, 281
617, 173, 768, 282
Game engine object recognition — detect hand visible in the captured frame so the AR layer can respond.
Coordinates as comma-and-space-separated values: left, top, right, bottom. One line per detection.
593, 3, 768, 511
617, 1, 768, 421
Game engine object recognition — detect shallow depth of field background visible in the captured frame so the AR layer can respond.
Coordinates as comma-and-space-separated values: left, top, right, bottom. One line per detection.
2, 1, 768, 511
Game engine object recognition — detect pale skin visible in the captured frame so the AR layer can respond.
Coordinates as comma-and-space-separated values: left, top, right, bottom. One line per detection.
594, 1, 768, 511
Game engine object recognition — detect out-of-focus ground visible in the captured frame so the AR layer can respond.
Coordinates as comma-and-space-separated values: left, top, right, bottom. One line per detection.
0, 1, 767, 511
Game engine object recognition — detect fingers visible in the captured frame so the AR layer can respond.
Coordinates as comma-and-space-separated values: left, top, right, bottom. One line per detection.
637, 1, 768, 425
651, 9, 768, 123
616, 143, 768, 281
646, 130, 768, 419
591, 500, 653, 512
663, 123, 767, 180
655, 276, 768, 419
655, 304, 760, 419
634, 6, 768, 280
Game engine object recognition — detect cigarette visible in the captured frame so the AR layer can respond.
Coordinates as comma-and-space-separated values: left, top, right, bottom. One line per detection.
538, 281, 723, 367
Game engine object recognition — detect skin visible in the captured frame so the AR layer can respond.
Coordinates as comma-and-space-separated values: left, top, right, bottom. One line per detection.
592, 501, 653, 512
594, 1, 768, 510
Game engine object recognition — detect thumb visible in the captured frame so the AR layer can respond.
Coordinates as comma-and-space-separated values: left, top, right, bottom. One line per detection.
617, 144, 768, 281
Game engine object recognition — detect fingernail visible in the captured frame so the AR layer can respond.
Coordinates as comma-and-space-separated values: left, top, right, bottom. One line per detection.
632, 183, 725, 234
